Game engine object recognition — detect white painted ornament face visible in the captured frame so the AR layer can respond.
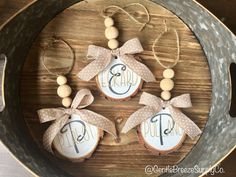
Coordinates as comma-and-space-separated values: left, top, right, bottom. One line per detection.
97, 56, 142, 100
140, 108, 185, 152
53, 114, 100, 159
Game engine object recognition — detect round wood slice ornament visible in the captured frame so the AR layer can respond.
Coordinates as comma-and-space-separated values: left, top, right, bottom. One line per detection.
96, 56, 142, 100
141, 25, 180, 154
38, 37, 118, 162
77, 4, 156, 101
96, 10, 147, 101
37, 88, 117, 162
53, 114, 101, 161
139, 108, 186, 154
121, 91, 202, 155
121, 22, 202, 155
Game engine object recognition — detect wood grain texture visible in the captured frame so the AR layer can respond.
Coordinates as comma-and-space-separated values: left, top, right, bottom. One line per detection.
20, 0, 211, 177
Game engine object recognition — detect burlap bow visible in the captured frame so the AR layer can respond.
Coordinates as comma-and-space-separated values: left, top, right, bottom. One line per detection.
77, 38, 156, 82
38, 89, 117, 153
121, 92, 202, 139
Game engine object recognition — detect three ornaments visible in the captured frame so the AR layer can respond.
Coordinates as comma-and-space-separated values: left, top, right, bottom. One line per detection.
38, 3, 202, 162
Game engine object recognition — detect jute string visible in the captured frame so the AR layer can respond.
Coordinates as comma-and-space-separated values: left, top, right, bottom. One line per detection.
100, 3, 152, 31
152, 20, 180, 69
41, 36, 75, 76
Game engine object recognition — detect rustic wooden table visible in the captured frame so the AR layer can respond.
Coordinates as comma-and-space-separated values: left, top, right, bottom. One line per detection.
0, 0, 235, 177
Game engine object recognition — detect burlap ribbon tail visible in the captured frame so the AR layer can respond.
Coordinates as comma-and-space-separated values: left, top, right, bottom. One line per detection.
77, 38, 156, 82
121, 92, 202, 139
38, 89, 117, 153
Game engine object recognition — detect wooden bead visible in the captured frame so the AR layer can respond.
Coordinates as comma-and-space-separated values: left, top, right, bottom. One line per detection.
104, 17, 114, 27
160, 78, 174, 91
57, 75, 67, 85
161, 91, 171, 101
105, 26, 119, 40
57, 84, 72, 98
62, 97, 72, 108
163, 69, 175, 79
108, 39, 119, 49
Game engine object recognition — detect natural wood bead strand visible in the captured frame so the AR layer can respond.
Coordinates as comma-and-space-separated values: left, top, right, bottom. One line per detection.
56, 75, 72, 107
108, 39, 119, 49
104, 17, 114, 27
42, 36, 75, 108
57, 84, 72, 98
161, 69, 175, 100
160, 78, 174, 91
62, 97, 72, 108
57, 75, 67, 85
105, 26, 119, 40
163, 69, 175, 79
161, 91, 171, 101
104, 17, 119, 49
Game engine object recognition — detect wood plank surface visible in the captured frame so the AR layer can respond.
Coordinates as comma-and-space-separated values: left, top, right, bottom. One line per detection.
20, 0, 211, 177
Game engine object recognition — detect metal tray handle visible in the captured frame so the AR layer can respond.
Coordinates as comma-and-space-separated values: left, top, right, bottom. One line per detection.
0, 54, 6, 112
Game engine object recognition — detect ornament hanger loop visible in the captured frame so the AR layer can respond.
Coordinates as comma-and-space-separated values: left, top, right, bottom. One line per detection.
41, 35, 75, 76
152, 20, 180, 69
100, 3, 152, 31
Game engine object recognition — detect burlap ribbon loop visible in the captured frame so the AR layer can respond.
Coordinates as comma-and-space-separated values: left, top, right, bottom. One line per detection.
77, 38, 156, 82
139, 92, 163, 111
121, 92, 202, 139
38, 89, 117, 153
169, 94, 192, 108
71, 89, 94, 109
